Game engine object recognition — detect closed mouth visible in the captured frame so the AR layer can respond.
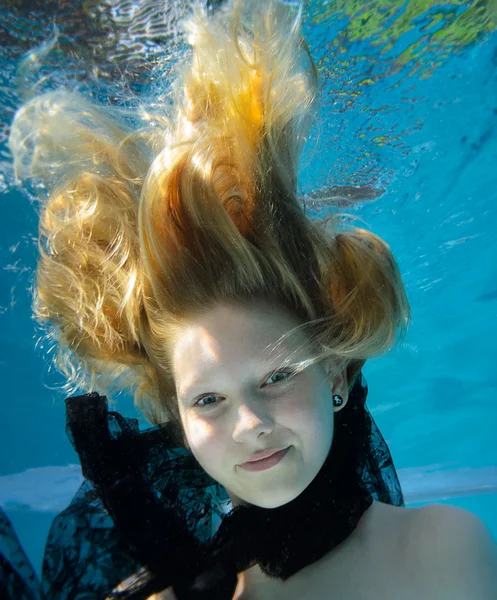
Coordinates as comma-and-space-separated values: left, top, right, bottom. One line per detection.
241, 447, 289, 465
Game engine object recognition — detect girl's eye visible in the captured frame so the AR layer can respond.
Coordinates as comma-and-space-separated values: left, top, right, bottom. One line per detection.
193, 370, 295, 410
194, 394, 220, 409
262, 369, 295, 387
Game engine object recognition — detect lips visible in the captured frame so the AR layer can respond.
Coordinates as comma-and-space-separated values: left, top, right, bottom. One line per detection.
241, 447, 288, 465
239, 447, 290, 472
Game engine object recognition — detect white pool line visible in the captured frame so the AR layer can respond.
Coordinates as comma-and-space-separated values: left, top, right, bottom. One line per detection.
0, 464, 495, 512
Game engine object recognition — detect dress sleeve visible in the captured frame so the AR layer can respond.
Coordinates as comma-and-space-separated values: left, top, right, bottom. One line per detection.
0, 506, 41, 600
40, 480, 142, 599
1, 481, 143, 600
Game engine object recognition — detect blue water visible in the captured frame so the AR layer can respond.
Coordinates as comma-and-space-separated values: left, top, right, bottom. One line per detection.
1, 0, 496, 579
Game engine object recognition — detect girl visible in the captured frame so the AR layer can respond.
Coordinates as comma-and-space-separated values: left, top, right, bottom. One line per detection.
4, 1, 497, 598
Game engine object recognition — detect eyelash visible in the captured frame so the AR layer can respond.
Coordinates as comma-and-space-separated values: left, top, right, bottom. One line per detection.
193, 368, 296, 410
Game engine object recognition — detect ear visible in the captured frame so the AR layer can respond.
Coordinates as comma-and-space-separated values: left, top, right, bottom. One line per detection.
332, 367, 349, 412
322, 361, 349, 412
323, 359, 349, 396
346, 359, 366, 392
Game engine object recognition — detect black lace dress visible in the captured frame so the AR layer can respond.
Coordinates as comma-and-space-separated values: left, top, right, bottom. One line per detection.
0, 373, 404, 599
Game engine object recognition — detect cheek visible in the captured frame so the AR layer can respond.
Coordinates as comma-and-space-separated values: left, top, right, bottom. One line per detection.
281, 377, 334, 438
179, 404, 211, 447
184, 415, 212, 446
182, 413, 228, 467
283, 374, 332, 419
282, 397, 332, 437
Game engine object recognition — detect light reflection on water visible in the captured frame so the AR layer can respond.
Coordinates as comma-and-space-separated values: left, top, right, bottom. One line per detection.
1, 0, 495, 192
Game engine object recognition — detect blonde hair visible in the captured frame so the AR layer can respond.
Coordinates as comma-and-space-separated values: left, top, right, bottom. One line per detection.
9, 0, 410, 429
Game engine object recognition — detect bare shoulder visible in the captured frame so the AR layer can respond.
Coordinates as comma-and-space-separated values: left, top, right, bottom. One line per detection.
399, 503, 497, 599
406, 502, 496, 552
383, 500, 494, 544
231, 502, 497, 600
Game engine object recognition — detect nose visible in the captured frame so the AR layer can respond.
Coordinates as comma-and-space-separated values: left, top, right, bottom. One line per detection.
232, 398, 274, 443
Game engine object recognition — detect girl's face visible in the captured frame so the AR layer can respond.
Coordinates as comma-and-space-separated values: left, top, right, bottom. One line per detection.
171, 302, 348, 508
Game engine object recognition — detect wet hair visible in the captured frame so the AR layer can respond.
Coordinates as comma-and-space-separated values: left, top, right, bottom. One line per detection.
9, 0, 410, 430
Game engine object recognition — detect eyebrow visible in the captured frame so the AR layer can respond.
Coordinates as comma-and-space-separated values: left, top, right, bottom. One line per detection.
177, 363, 266, 401
177, 353, 312, 401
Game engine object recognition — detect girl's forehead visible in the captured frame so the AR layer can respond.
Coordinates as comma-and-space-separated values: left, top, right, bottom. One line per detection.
171, 305, 314, 389
172, 302, 309, 359
184, 300, 304, 335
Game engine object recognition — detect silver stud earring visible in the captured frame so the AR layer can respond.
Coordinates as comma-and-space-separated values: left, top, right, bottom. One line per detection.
332, 395, 343, 407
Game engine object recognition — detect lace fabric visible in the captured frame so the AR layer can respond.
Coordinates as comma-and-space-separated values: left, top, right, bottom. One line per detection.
0, 373, 404, 599
0, 508, 40, 600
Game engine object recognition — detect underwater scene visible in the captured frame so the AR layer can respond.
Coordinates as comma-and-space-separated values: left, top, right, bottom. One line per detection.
0, 0, 496, 586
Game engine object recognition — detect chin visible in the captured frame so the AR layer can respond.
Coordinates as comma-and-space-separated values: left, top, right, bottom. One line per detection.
247, 486, 303, 509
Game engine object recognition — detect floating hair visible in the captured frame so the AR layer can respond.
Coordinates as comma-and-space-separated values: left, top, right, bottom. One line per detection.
9, 0, 410, 426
